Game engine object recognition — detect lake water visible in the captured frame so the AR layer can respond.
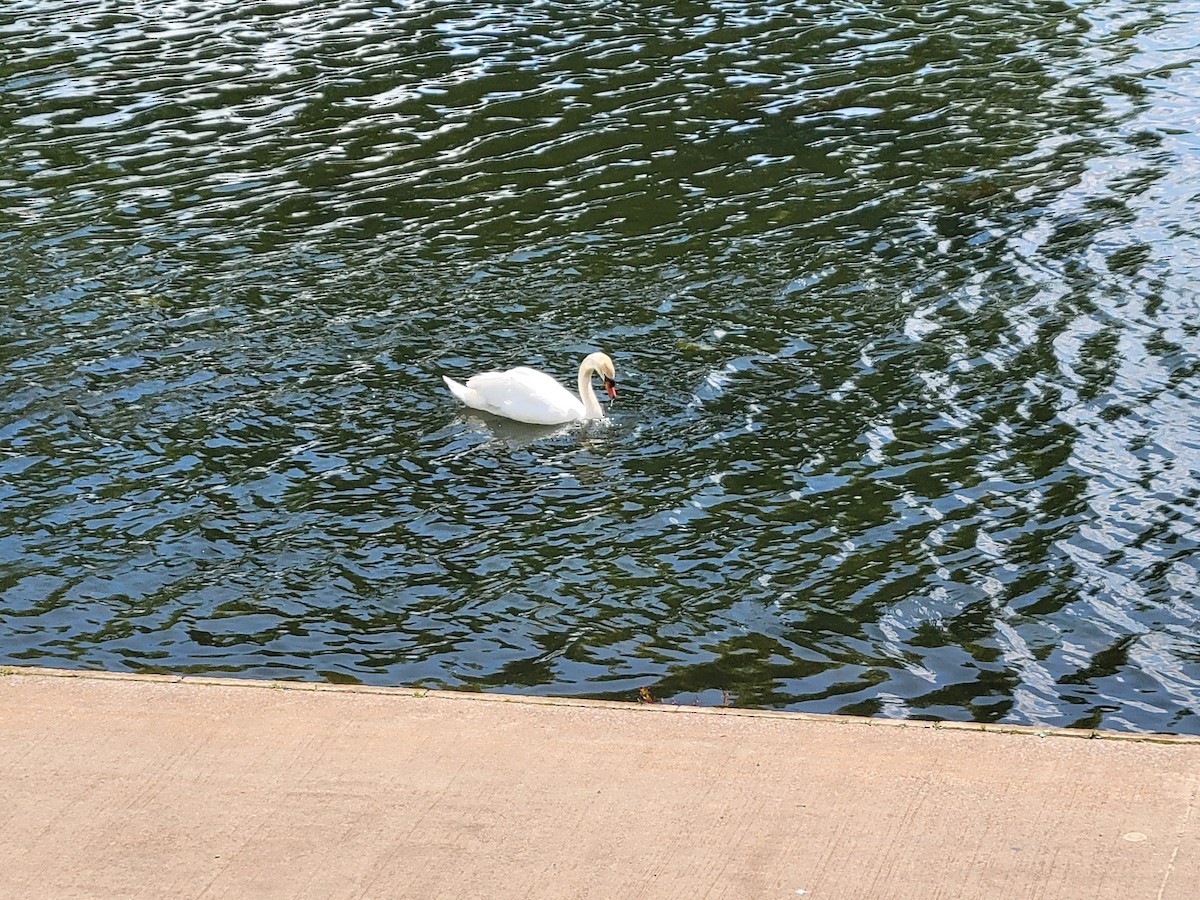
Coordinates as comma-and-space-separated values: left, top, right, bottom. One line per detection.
3, 0, 1200, 733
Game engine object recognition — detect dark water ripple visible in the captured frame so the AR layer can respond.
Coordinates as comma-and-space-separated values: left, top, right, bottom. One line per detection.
2, 0, 1200, 732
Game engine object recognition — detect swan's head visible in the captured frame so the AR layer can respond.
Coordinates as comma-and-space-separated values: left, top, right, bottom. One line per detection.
584, 352, 617, 400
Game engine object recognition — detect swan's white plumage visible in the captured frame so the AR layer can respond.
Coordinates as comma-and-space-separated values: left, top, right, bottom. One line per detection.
442, 368, 585, 424
443, 353, 615, 425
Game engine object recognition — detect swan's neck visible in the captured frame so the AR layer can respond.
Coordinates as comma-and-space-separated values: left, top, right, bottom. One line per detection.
577, 363, 604, 420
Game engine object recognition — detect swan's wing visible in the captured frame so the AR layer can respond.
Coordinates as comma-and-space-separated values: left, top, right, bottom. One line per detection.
464, 367, 583, 424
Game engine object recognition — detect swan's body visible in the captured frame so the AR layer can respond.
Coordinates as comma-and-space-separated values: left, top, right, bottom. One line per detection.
443, 352, 617, 425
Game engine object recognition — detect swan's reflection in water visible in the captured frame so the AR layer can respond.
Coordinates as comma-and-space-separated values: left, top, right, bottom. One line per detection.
455, 406, 619, 450
460, 410, 578, 447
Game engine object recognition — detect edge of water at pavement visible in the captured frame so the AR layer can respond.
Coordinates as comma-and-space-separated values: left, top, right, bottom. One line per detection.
5, 664, 1199, 745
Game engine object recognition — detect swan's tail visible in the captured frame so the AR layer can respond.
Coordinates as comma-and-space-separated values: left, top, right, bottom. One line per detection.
442, 375, 473, 404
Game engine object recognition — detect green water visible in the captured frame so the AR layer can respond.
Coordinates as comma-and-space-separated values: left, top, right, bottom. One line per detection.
3, 0, 1200, 732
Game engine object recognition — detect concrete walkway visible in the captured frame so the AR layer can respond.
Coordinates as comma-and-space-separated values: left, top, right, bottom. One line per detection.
2, 667, 1197, 899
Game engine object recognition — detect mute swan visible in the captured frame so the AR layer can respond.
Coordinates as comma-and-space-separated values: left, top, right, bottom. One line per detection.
442, 352, 617, 425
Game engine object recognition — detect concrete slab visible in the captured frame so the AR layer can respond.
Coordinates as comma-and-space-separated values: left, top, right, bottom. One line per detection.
1, 667, 1197, 899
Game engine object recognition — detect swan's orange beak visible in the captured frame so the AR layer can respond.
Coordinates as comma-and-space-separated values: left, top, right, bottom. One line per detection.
603, 377, 617, 401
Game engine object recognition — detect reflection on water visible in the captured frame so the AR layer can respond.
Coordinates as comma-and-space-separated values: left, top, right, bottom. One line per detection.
2, 0, 1200, 733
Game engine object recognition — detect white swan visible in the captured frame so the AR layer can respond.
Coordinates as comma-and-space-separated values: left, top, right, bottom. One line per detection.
442, 352, 617, 425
